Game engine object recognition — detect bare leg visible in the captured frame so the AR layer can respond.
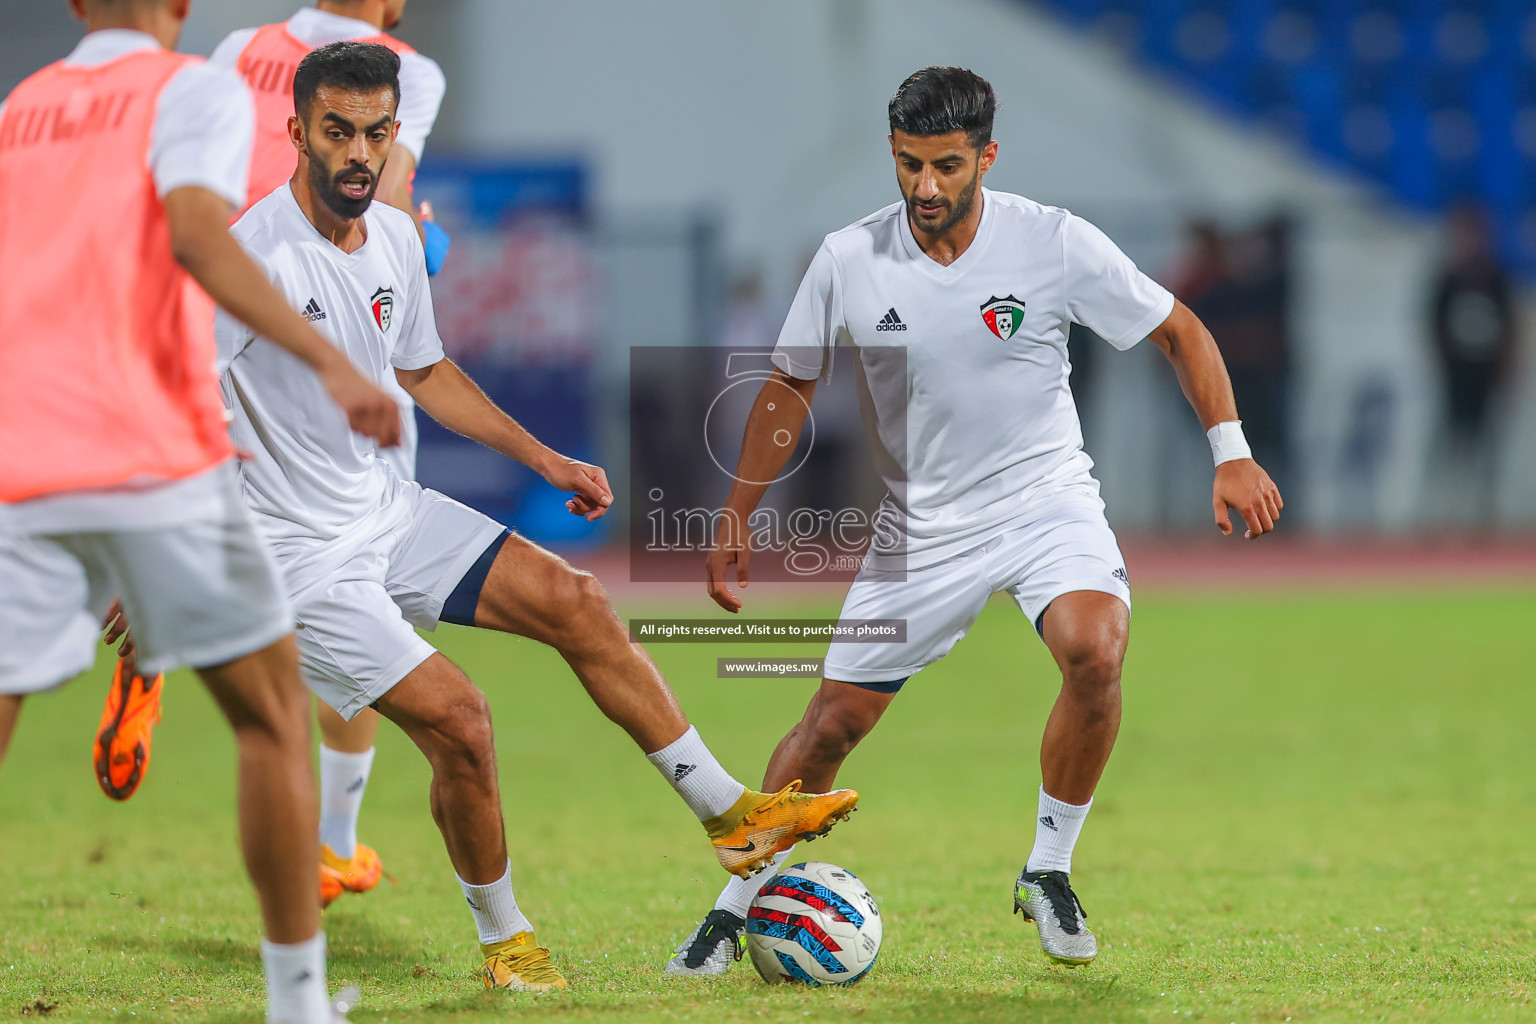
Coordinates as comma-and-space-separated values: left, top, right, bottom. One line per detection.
471, 535, 688, 753
317, 699, 379, 753
0, 694, 22, 767
374, 653, 507, 884
1037, 591, 1128, 804
195, 636, 320, 944
757, 680, 896, 792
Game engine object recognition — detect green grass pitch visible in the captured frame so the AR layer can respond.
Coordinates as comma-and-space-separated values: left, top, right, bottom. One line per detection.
2, 586, 1534, 1023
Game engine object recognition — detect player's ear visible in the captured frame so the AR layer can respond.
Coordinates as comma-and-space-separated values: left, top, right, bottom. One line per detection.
288, 114, 305, 153
979, 139, 998, 174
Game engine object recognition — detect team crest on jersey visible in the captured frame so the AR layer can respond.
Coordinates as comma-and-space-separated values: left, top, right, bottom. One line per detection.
980, 295, 1026, 340
371, 287, 395, 331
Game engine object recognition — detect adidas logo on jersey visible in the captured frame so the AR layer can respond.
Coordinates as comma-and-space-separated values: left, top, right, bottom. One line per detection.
301, 298, 327, 322
875, 307, 907, 331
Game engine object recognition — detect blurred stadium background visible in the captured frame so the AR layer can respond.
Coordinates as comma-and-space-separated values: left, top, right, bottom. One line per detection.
6, 6, 1536, 1020
7, 0, 1536, 546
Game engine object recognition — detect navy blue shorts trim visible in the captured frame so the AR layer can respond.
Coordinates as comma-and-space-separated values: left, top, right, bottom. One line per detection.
439, 529, 510, 627
842, 676, 910, 694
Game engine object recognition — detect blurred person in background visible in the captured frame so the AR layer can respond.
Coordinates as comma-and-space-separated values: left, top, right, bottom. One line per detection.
1171, 216, 1293, 491
93, 0, 453, 915
0, 1, 402, 1018
1430, 201, 1516, 528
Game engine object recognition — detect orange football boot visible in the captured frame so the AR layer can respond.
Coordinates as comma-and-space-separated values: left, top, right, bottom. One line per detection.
321, 843, 384, 896
93, 659, 163, 801
704, 781, 859, 877
320, 863, 345, 909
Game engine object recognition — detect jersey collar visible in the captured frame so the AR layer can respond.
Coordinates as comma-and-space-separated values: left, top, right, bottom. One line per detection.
898, 186, 996, 282
64, 29, 162, 67
280, 182, 376, 265
287, 7, 384, 47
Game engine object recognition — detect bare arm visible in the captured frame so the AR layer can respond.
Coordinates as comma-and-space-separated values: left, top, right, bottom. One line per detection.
377, 147, 425, 244
705, 369, 818, 612
163, 185, 400, 447
396, 358, 612, 520
1147, 299, 1283, 539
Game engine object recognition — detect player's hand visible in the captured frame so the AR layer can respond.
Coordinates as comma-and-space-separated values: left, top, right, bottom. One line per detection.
705, 511, 752, 614
1213, 459, 1283, 539
321, 362, 401, 448
543, 456, 613, 521
101, 600, 137, 660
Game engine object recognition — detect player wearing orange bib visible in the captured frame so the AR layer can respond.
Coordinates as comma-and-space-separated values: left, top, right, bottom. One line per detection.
95, 1, 448, 911
0, 1, 399, 1020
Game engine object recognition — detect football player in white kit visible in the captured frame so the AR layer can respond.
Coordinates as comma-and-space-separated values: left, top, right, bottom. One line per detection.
220, 42, 858, 991
93, 0, 453, 913
669, 67, 1283, 974
211, 0, 450, 907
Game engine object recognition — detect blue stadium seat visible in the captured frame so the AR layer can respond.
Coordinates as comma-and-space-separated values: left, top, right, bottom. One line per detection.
1027, 0, 1536, 268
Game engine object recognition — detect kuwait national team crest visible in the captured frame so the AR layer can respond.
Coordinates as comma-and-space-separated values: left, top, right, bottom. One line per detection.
371, 286, 395, 331
980, 294, 1026, 340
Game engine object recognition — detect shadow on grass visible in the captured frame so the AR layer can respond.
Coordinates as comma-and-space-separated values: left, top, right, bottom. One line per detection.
297, 968, 1147, 1024
114, 914, 430, 974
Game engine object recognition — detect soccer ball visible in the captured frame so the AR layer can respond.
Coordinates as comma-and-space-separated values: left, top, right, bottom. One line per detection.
746, 861, 882, 986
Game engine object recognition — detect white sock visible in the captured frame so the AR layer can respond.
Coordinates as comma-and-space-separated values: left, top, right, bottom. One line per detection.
458, 860, 533, 945
261, 932, 329, 1024
644, 725, 746, 820
1026, 787, 1092, 874
318, 746, 375, 859
714, 848, 792, 919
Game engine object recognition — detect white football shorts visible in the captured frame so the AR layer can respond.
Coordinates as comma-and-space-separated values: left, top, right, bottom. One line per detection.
822, 493, 1131, 685
0, 473, 293, 694
279, 481, 507, 721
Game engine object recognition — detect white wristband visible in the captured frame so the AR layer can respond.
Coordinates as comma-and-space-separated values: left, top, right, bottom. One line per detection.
1207, 420, 1251, 467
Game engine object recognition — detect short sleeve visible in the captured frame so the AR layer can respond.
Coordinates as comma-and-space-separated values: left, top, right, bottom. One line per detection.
390, 226, 446, 370
394, 52, 446, 162
208, 27, 258, 69
214, 303, 256, 375
151, 62, 254, 207
771, 242, 844, 381
1062, 214, 1174, 351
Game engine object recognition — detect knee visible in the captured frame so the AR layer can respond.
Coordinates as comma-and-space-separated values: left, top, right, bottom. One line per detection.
1056, 634, 1125, 700
802, 698, 877, 762
228, 678, 311, 749
430, 689, 497, 779
547, 570, 619, 647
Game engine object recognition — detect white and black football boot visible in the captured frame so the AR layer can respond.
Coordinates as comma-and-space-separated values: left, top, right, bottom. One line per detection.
1013, 869, 1097, 965
663, 909, 745, 977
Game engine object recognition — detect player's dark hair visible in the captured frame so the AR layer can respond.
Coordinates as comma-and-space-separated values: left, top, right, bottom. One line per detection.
293, 41, 401, 118
888, 67, 996, 151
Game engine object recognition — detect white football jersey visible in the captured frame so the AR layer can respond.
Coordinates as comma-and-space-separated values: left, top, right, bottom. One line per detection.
772, 188, 1173, 569
218, 186, 443, 581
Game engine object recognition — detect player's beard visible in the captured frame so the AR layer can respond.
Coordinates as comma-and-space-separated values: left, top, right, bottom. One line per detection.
312, 159, 378, 221
905, 165, 980, 236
